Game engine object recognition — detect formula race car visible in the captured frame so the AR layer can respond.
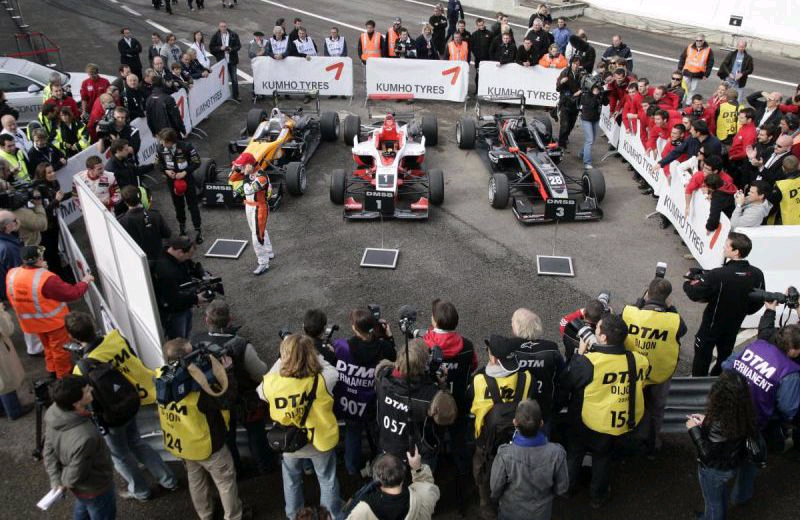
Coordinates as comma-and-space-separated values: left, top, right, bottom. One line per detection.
330, 96, 443, 220
205, 90, 339, 209
456, 95, 605, 224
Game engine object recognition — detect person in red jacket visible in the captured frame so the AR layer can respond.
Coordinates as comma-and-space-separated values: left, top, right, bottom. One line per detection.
660, 123, 687, 178
637, 77, 655, 98
645, 110, 673, 156
79, 64, 110, 120
621, 83, 643, 133
682, 94, 715, 133
727, 107, 757, 187
45, 84, 80, 121
653, 85, 680, 111
684, 154, 735, 217
607, 68, 634, 117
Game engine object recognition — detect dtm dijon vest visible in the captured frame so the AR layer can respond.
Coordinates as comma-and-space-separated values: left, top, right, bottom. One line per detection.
155, 367, 230, 460
715, 102, 739, 141
581, 351, 649, 436
262, 372, 339, 452
622, 306, 681, 384
470, 371, 532, 437
775, 176, 800, 225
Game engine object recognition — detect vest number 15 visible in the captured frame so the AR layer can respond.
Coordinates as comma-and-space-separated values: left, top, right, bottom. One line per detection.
383, 416, 406, 435
610, 410, 628, 428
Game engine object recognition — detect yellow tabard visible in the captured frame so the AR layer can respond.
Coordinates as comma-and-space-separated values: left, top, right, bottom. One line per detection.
470, 371, 531, 438
776, 176, 800, 225
622, 306, 680, 384
581, 351, 649, 436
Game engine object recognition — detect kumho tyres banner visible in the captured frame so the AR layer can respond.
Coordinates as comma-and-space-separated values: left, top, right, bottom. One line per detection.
477, 62, 561, 107
599, 105, 620, 148
172, 88, 192, 135
252, 56, 354, 97
617, 123, 665, 194
366, 58, 469, 102
656, 164, 730, 270
189, 59, 231, 127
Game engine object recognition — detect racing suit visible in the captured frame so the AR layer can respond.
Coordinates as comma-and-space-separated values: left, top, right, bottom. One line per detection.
73, 170, 120, 211
230, 169, 272, 267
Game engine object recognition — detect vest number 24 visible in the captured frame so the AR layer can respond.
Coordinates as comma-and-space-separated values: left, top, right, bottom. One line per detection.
163, 431, 183, 453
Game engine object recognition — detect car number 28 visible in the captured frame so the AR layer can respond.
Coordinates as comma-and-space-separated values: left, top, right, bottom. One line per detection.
383, 416, 407, 435
339, 397, 367, 417
546, 175, 563, 185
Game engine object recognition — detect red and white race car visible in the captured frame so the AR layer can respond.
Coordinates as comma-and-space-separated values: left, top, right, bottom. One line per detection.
329, 103, 443, 220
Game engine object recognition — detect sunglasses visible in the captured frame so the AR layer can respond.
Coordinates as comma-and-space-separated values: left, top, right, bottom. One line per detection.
671, 77, 682, 81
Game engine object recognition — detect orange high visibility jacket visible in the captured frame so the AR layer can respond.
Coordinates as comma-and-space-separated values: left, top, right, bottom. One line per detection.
387, 28, 399, 57
360, 32, 383, 61
6, 267, 68, 333
538, 54, 567, 68
447, 41, 469, 61
683, 45, 711, 74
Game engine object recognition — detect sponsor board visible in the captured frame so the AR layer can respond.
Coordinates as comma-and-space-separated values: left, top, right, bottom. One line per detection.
599, 105, 621, 148
477, 62, 561, 107
366, 58, 468, 102
189, 60, 231, 127
617, 123, 665, 194
172, 88, 192, 135
252, 56, 353, 97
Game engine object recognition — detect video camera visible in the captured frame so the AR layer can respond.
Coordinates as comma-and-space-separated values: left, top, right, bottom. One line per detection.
279, 324, 340, 348
0, 181, 40, 211
566, 318, 598, 348
155, 340, 231, 404
95, 108, 116, 138
580, 71, 601, 93
180, 264, 225, 302
684, 267, 707, 282
750, 286, 799, 310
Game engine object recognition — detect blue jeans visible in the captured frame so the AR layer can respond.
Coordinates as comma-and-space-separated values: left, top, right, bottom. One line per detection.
104, 417, 176, 499
164, 309, 193, 339
0, 391, 22, 418
581, 119, 599, 167
74, 485, 116, 520
697, 464, 753, 520
282, 450, 342, 519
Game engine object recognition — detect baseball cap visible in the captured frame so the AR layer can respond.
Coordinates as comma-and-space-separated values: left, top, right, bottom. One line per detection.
484, 334, 519, 371
22, 245, 44, 265
233, 152, 256, 167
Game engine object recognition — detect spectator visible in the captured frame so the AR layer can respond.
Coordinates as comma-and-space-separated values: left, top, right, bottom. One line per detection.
490, 400, 568, 520
32, 101, 60, 142
416, 24, 439, 61
0, 209, 23, 300
665, 71, 686, 107
558, 313, 649, 509
451, 18, 470, 45
429, 4, 448, 56
524, 18, 552, 63
55, 108, 89, 157
323, 26, 347, 57
657, 120, 721, 170
66, 311, 177, 501
682, 94, 715, 132
601, 35, 633, 73
747, 91, 783, 129
74, 155, 120, 211
565, 30, 595, 73
393, 28, 416, 59
145, 76, 185, 137
717, 39, 753, 105
714, 89, 742, 145
169, 62, 192, 91
248, 31, 267, 60
12, 177, 48, 247
161, 33, 182, 68
683, 155, 736, 223
152, 237, 207, 339
358, 20, 385, 63
148, 33, 165, 65
386, 18, 403, 58
118, 28, 143, 79
117, 185, 170, 266
43, 375, 116, 519
209, 21, 242, 102
289, 27, 318, 58
155, 128, 202, 242
766, 155, 800, 224
105, 138, 147, 193
121, 74, 146, 120
0, 303, 30, 419
184, 51, 210, 80
6, 245, 92, 378
332, 308, 395, 477
346, 448, 439, 520
731, 181, 771, 228
551, 17, 571, 54
445, 31, 469, 62
288, 17, 303, 42
157, 338, 245, 520
556, 58, 583, 148
538, 44, 567, 68
1, 114, 30, 158
79, 64, 110, 119
189, 31, 211, 69
258, 334, 343, 519
111, 64, 131, 92
27, 129, 67, 173
471, 18, 493, 89
0, 90, 19, 120
741, 125, 777, 185
269, 26, 290, 60
46, 83, 80, 121
446, 0, 464, 41
32, 162, 69, 280
678, 34, 714, 105
754, 134, 793, 185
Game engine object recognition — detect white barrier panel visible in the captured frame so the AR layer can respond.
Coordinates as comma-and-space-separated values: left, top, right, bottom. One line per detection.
252, 56, 354, 97
172, 88, 192, 135
189, 59, 231, 127
477, 62, 561, 107
656, 164, 730, 270
617, 123, 665, 194
366, 58, 469, 102
131, 117, 159, 166
599, 105, 620, 148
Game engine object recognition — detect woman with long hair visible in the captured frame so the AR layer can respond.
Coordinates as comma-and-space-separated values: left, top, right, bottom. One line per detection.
189, 31, 211, 69
258, 334, 342, 519
686, 370, 757, 520
333, 307, 396, 477
32, 162, 71, 281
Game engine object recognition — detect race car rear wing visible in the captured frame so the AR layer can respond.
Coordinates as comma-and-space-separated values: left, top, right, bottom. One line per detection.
271, 89, 321, 115
365, 93, 416, 121
470, 94, 526, 120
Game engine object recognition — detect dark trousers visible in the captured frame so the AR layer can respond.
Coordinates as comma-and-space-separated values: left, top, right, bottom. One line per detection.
227, 405, 274, 475
558, 106, 579, 147
164, 309, 193, 339
691, 319, 739, 376
474, 59, 481, 91
168, 179, 201, 229
228, 61, 239, 99
343, 419, 378, 476
566, 425, 617, 502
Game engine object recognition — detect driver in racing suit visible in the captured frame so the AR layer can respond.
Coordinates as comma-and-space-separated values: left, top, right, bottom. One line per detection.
228, 152, 273, 276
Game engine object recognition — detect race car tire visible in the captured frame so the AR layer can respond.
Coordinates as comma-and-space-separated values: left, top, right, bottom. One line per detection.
583, 169, 606, 203
456, 117, 476, 149
286, 162, 307, 196
320, 111, 340, 141
421, 114, 438, 146
195, 158, 217, 197
246, 108, 268, 136
489, 174, 509, 209
343, 115, 361, 146
428, 168, 444, 205
330, 169, 346, 204
532, 113, 554, 142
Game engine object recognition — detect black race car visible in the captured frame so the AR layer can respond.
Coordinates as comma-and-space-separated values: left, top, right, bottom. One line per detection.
456, 95, 605, 224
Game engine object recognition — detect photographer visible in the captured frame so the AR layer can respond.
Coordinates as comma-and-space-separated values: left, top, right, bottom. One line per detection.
622, 277, 687, 453
88, 93, 117, 143
257, 334, 342, 519
66, 311, 177, 501
579, 72, 607, 170
555, 57, 584, 148
303, 308, 337, 365
192, 300, 273, 476
374, 338, 457, 467
333, 307, 396, 477
558, 313, 649, 509
559, 295, 608, 361
684, 232, 765, 376
157, 338, 245, 520
117, 185, 171, 267
153, 236, 210, 339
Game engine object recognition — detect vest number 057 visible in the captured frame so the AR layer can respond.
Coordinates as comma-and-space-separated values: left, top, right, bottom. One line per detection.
340, 397, 367, 417
383, 416, 406, 435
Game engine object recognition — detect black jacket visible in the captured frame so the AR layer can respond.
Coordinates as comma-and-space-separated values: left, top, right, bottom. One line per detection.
153, 250, 201, 315
580, 88, 606, 122
121, 86, 146, 119
471, 28, 493, 62
107, 124, 141, 157
557, 67, 583, 110
569, 35, 596, 73
746, 91, 783, 129
118, 207, 171, 264
601, 43, 633, 73
491, 41, 516, 64
105, 155, 141, 189
683, 260, 765, 334
689, 423, 747, 470
145, 87, 185, 136
659, 135, 722, 167
0, 100, 19, 120
717, 50, 754, 87
523, 28, 553, 62
706, 190, 735, 232
118, 37, 143, 72
209, 30, 241, 65
27, 144, 66, 173
515, 45, 538, 66
156, 141, 201, 183
415, 35, 439, 60
511, 337, 565, 419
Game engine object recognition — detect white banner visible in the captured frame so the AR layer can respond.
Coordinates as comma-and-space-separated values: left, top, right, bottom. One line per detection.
617, 122, 665, 194
366, 58, 469, 102
172, 88, 192, 135
599, 105, 620, 148
252, 56, 354, 97
656, 163, 730, 269
189, 59, 231, 127
131, 117, 158, 166
476, 62, 561, 107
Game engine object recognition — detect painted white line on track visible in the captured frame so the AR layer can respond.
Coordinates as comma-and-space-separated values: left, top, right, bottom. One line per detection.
237, 70, 254, 82
145, 19, 171, 33
256, 0, 363, 32
121, 5, 141, 16
394, 0, 794, 87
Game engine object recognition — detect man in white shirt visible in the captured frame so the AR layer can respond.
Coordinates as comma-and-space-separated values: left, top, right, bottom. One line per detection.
323, 27, 348, 57
0, 115, 30, 158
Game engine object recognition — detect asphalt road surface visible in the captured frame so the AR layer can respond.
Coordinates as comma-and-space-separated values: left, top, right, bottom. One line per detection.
1, 1, 799, 519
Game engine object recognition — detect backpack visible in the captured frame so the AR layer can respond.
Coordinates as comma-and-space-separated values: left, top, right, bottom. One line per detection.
79, 358, 141, 429
478, 371, 529, 458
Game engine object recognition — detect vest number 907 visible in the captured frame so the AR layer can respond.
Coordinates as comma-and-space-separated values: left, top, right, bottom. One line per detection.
163, 431, 182, 453
340, 397, 367, 417
383, 416, 406, 435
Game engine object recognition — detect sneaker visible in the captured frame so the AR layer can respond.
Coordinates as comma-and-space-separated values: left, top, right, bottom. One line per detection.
119, 490, 151, 502
159, 482, 180, 492
268, 252, 275, 259
253, 264, 269, 276
194, 229, 204, 244
584, 164, 593, 170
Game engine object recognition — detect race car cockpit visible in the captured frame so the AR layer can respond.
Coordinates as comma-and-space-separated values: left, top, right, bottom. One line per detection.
374, 114, 403, 157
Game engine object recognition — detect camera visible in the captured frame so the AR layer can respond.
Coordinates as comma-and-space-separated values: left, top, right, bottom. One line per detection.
655, 262, 667, 279
684, 267, 706, 282
398, 305, 421, 338
95, 108, 116, 138
368, 304, 381, 321
34, 378, 53, 406
568, 318, 598, 348
0, 181, 39, 211
427, 345, 444, 379
597, 291, 611, 311
750, 286, 799, 310
581, 71, 601, 93
155, 341, 230, 404
180, 265, 225, 302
